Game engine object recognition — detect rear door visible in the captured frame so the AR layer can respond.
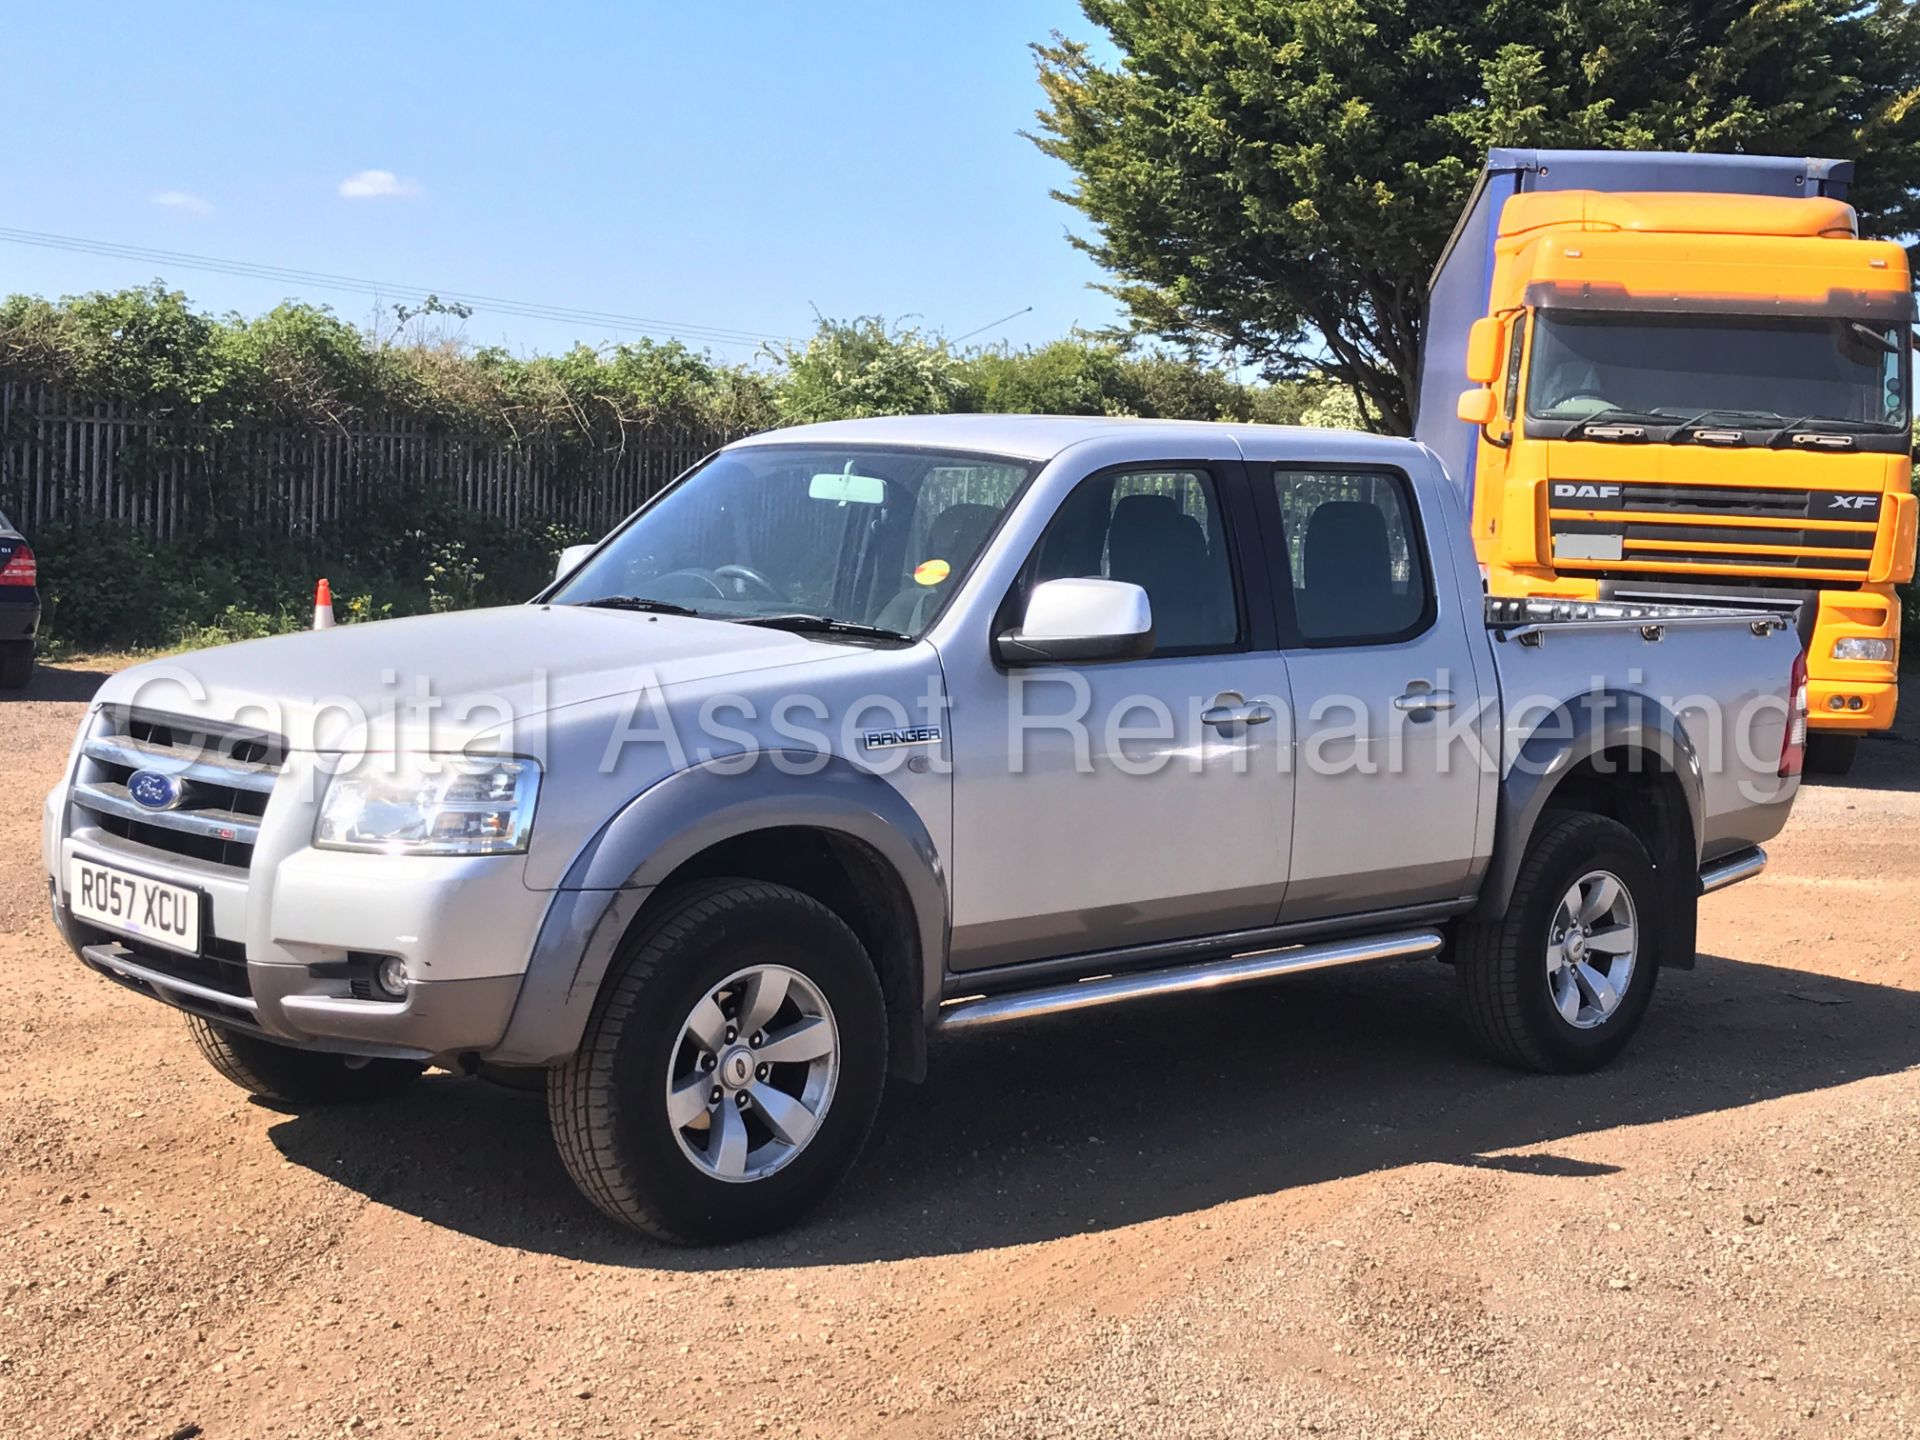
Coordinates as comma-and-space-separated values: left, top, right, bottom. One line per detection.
1250, 459, 1486, 919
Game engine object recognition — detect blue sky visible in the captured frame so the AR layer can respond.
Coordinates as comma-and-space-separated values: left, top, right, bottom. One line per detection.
2, 1, 1120, 362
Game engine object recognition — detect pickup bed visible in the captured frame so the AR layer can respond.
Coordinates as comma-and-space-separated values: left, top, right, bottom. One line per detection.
44, 416, 1804, 1242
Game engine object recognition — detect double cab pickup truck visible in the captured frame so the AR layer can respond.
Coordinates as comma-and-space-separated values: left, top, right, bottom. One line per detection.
45, 416, 1805, 1243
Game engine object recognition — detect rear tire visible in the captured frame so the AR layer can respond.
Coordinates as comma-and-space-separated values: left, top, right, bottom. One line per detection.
184, 1014, 424, 1104
1454, 812, 1663, 1074
1803, 733, 1859, 777
549, 879, 887, 1245
0, 642, 32, 690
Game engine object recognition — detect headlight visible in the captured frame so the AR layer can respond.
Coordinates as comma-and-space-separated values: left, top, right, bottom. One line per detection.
315, 755, 541, 855
1832, 637, 1893, 662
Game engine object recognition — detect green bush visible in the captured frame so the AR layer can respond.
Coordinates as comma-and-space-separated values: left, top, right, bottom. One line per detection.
36, 504, 590, 654
5, 286, 1356, 654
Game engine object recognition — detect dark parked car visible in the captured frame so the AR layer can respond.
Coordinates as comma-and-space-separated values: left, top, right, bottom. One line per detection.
0, 509, 39, 689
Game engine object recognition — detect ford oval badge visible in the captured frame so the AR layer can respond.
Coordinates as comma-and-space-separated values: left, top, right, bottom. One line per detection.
128, 769, 186, 811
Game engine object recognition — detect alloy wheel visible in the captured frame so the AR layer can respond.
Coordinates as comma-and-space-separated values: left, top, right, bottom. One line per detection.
1545, 869, 1639, 1031
665, 964, 840, 1183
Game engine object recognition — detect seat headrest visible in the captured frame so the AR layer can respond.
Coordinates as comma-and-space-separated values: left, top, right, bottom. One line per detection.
1108, 493, 1199, 569
925, 503, 1000, 565
1303, 502, 1392, 593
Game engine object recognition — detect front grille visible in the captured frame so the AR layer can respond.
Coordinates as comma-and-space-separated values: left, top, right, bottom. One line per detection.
1547, 481, 1882, 581
1614, 483, 1815, 519
70, 707, 286, 872
1603, 549, 1871, 572
1564, 521, 1876, 552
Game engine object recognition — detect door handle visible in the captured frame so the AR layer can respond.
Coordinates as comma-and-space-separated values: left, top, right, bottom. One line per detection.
1394, 688, 1456, 714
1201, 701, 1275, 727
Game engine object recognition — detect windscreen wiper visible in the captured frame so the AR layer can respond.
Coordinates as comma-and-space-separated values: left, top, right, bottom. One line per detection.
733, 613, 914, 643
1665, 408, 1788, 444
1764, 415, 1889, 448
571, 595, 704, 617
1566, 407, 1668, 438
1573, 407, 1668, 424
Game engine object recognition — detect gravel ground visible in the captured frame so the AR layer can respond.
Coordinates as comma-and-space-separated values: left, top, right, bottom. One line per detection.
3, 657, 1917, 1440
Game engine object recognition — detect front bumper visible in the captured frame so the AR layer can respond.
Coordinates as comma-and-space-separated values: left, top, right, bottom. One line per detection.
45, 716, 555, 1064
64, 907, 526, 1062
1806, 588, 1899, 733
1806, 678, 1896, 733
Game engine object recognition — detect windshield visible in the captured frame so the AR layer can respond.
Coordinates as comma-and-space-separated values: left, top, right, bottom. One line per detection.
1526, 311, 1909, 435
549, 444, 1032, 637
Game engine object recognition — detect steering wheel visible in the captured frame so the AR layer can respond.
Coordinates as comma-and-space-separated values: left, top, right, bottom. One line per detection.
711, 564, 786, 601
651, 568, 729, 600
1556, 393, 1614, 412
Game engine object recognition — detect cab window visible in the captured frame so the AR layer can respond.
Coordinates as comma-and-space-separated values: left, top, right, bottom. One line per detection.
1022, 466, 1241, 653
1272, 468, 1431, 645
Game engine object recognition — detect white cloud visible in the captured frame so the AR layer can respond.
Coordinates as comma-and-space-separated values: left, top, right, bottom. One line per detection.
338, 169, 421, 200
152, 190, 214, 216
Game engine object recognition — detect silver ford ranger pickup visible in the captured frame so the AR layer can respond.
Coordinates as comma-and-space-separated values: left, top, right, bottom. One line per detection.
44, 416, 1804, 1243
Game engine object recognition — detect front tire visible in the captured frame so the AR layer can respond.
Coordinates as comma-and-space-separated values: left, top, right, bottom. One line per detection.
0, 641, 32, 690
1803, 733, 1859, 777
549, 880, 887, 1245
184, 1014, 424, 1103
1454, 812, 1663, 1073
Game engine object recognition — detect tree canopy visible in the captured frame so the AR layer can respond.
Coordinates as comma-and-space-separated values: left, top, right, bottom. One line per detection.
1031, 0, 1920, 432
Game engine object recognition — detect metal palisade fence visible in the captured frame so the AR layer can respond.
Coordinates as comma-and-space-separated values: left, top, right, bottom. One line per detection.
0, 382, 733, 539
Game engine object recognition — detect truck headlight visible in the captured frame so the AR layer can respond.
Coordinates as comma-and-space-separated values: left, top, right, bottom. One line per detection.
1832, 637, 1893, 662
315, 755, 541, 855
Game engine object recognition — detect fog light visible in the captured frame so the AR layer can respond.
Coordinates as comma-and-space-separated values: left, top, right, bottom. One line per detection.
375, 956, 410, 999
1848, 696, 1865, 711
1828, 695, 1848, 711
1832, 637, 1893, 662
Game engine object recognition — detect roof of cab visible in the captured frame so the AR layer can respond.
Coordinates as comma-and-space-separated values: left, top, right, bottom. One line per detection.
726, 413, 1425, 465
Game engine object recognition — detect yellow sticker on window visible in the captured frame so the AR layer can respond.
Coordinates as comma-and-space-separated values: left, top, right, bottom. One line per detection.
913, 559, 951, 586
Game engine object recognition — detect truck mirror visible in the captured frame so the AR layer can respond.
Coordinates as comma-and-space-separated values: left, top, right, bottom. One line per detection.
554, 543, 597, 584
995, 578, 1155, 666
1465, 317, 1503, 385
1456, 388, 1498, 427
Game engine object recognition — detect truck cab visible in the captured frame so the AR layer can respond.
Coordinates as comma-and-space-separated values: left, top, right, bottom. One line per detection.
1423, 151, 1919, 774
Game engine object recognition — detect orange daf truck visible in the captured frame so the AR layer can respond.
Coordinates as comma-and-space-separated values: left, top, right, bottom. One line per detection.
1419, 150, 1917, 774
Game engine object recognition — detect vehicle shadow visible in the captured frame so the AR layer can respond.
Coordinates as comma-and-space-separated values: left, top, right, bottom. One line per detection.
2, 659, 115, 704
1814, 726, 1920, 794
265, 950, 1920, 1267
1799, 706, 1920, 794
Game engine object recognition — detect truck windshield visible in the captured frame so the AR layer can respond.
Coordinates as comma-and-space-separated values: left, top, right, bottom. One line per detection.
548, 445, 1032, 638
1527, 312, 1909, 435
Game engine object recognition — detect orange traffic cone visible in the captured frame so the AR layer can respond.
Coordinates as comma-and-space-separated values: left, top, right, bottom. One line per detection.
313, 578, 336, 631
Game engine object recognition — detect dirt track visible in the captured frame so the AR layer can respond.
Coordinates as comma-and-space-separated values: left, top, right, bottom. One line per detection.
4, 658, 1918, 1440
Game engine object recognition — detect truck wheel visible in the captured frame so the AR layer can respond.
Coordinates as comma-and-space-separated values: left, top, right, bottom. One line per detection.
1454, 812, 1662, 1074
549, 880, 886, 1245
184, 1014, 424, 1103
1803, 734, 1859, 777
0, 642, 32, 690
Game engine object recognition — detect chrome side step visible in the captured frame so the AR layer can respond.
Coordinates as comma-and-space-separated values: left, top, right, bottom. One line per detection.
933, 928, 1446, 1033
1699, 845, 1767, 895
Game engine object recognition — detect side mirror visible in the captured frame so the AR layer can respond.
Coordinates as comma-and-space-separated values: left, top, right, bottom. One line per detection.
1464, 316, 1502, 385
1456, 388, 1498, 427
554, 543, 597, 584
995, 578, 1154, 666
